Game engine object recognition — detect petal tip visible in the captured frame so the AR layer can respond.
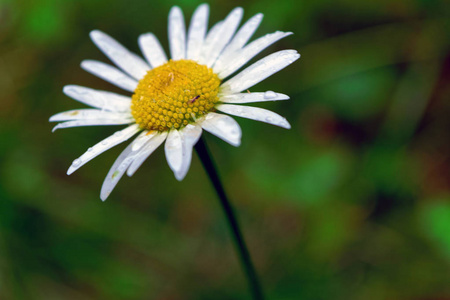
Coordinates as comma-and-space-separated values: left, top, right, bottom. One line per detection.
66, 167, 75, 175
62, 85, 74, 94
138, 32, 153, 41
281, 119, 291, 129
80, 60, 89, 69
170, 5, 182, 14
100, 185, 111, 201
174, 172, 186, 181
51, 124, 61, 132
279, 94, 290, 100
89, 30, 101, 39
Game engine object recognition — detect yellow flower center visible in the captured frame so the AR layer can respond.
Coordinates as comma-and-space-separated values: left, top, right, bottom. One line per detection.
131, 59, 221, 131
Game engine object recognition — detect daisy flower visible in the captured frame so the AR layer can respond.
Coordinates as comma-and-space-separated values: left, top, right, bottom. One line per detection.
50, 4, 300, 200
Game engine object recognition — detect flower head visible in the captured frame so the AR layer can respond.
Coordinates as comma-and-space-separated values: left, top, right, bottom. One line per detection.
50, 4, 300, 200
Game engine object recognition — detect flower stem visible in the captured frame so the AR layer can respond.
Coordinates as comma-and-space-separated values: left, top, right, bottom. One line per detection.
194, 137, 264, 300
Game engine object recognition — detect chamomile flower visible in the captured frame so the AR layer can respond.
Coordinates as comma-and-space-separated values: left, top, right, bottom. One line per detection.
50, 4, 300, 200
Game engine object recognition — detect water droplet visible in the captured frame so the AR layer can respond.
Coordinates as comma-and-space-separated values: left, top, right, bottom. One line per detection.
265, 116, 273, 123
87, 147, 93, 152
264, 91, 277, 99
101, 140, 109, 145
68, 87, 79, 94
72, 158, 82, 167
113, 131, 122, 137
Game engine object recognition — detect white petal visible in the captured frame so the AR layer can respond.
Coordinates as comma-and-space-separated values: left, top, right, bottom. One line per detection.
90, 30, 150, 80
100, 131, 149, 201
205, 21, 223, 42
168, 6, 186, 60
200, 112, 241, 146
81, 60, 138, 92
196, 20, 222, 64
52, 118, 134, 132
187, 4, 209, 61
138, 33, 168, 68
181, 123, 202, 147
63, 85, 131, 112
67, 124, 141, 175
131, 130, 158, 151
216, 104, 291, 129
127, 132, 168, 176
164, 129, 184, 179
219, 13, 263, 59
219, 91, 289, 104
216, 31, 293, 78
220, 50, 300, 94
49, 109, 131, 122
176, 124, 202, 180
202, 7, 243, 67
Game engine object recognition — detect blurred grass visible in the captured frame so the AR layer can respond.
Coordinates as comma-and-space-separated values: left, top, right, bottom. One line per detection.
1, 0, 450, 299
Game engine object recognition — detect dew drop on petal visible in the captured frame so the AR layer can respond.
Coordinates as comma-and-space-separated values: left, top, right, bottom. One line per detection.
265, 116, 273, 122
72, 158, 82, 167
78, 89, 89, 95
264, 91, 277, 99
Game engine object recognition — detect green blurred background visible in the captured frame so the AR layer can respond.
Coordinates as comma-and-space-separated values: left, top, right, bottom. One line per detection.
1, 0, 450, 299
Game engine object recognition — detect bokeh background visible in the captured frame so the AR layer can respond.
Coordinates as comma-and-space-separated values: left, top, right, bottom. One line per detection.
1, 0, 450, 299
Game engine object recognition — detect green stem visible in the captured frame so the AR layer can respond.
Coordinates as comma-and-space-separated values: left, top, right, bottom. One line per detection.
194, 137, 264, 300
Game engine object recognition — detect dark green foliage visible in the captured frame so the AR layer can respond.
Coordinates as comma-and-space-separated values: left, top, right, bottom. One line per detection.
0, 0, 449, 298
